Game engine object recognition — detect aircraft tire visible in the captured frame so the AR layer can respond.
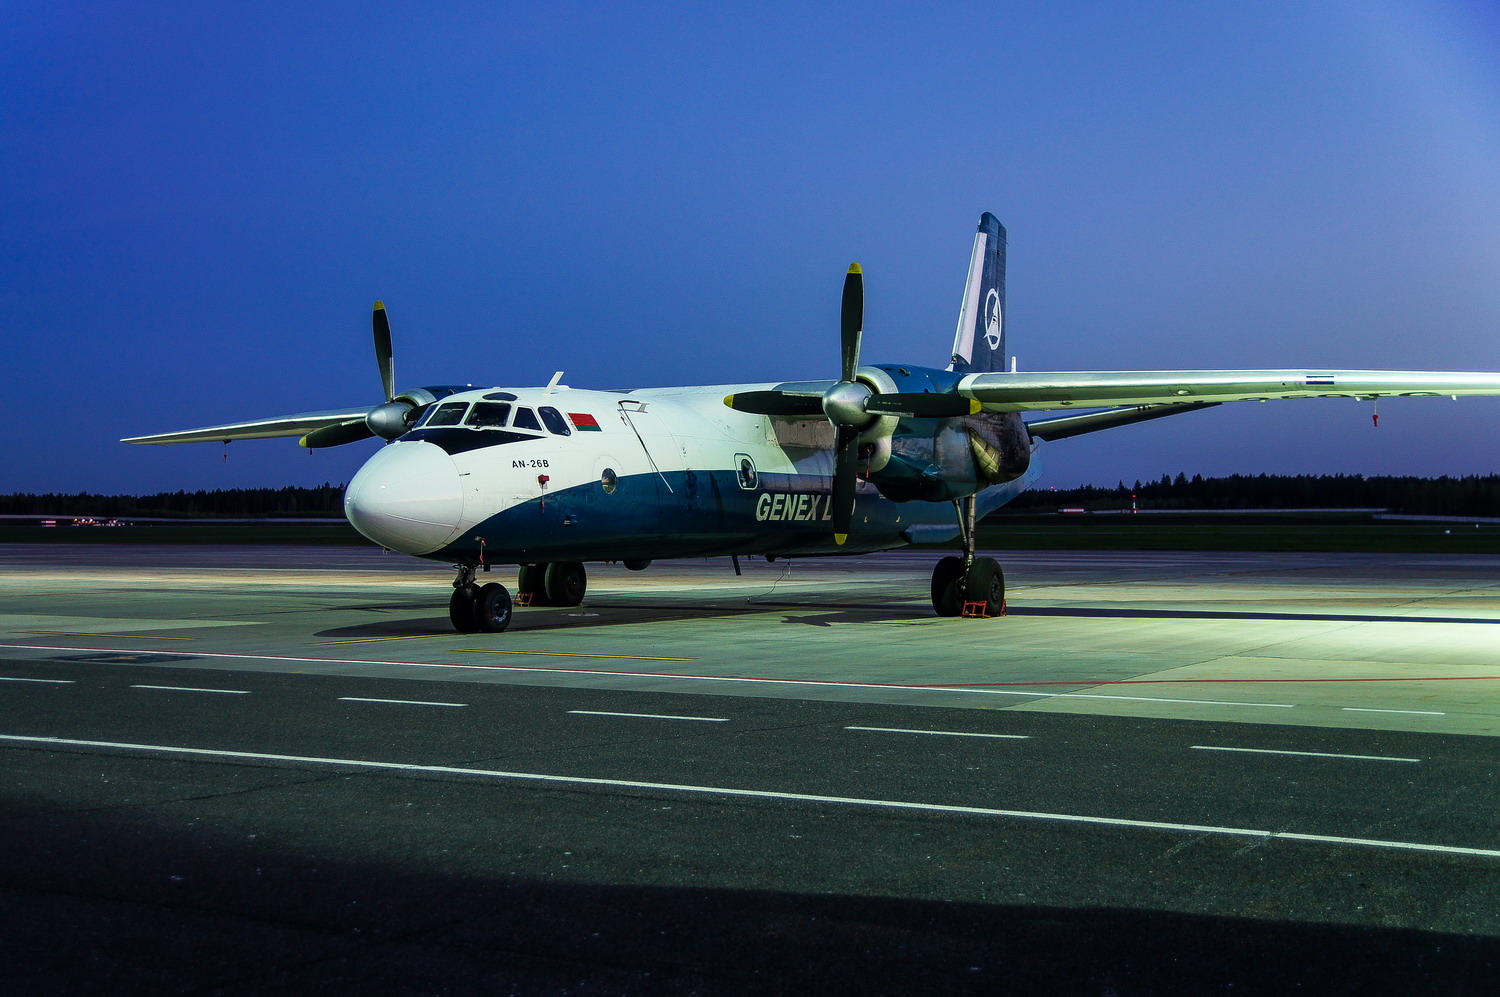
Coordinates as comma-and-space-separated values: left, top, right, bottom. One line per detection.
545, 561, 587, 607
517, 563, 550, 605
962, 557, 1005, 618
931, 556, 965, 617
474, 582, 514, 633
449, 584, 481, 632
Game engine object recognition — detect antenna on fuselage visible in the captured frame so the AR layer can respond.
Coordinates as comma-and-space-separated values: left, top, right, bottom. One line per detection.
544, 371, 565, 394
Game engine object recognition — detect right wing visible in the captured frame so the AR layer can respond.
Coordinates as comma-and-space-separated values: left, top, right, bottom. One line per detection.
121, 407, 372, 446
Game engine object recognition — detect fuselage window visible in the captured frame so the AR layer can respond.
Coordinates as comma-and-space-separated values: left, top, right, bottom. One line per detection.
466, 402, 511, 428
512, 407, 542, 432
538, 406, 572, 436
736, 454, 758, 490
423, 402, 469, 427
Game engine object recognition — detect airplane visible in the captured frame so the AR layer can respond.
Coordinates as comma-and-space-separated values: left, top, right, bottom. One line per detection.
124, 213, 1500, 633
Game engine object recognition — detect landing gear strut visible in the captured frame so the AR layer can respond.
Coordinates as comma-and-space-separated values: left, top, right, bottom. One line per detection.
450, 564, 513, 633
930, 495, 1005, 618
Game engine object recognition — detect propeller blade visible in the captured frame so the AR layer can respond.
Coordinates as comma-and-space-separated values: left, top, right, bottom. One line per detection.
723, 391, 825, 417
373, 301, 395, 403
840, 264, 863, 383
831, 424, 860, 545
300, 419, 377, 449
864, 393, 981, 418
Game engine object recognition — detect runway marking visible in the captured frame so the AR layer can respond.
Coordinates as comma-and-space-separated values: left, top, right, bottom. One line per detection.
569, 710, 728, 722
315, 635, 459, 645
130, 684, 249, 695
1343, 707, 1447, 716
339, 697, 468, 708
0, 676, 75, 684
1192, 745, 1420, 764
845, 726, 1030, 740
20, 630, 196, 640
462, 649, 696, 662
4, 733, 1497, 860
0, 644, 1474, 714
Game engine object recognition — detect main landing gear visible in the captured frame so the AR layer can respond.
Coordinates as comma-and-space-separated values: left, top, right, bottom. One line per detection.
931, 495, 1005, 619
448, 560, 590, 633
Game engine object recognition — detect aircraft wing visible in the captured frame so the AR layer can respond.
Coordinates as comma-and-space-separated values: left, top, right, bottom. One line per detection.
121, 407, 372, 445
959, 370, 1500, 412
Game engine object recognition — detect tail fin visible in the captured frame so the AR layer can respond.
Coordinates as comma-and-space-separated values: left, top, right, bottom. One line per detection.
947, 212, 1007, 374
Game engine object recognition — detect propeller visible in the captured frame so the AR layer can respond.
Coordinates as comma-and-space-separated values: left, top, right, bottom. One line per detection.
300, 302, 435, 448
724, 265, 980, 544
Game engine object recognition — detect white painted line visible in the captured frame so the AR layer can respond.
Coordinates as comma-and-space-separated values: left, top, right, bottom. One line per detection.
3, 733, 1497, 860
1192, 745, 1420, 764
130, 684, 249, 695
568, 710, 728, 722
0, 676, 75, 684
845, 726, 1029, 740
1342, 707, 1446, 716
940, 687, 1296, 708
338, 697, 467, 708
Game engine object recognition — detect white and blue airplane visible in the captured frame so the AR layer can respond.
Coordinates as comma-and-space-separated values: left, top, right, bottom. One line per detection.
125, 213, 1500, 632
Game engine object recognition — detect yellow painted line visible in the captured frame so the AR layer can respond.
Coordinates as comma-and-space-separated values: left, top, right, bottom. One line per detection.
19, 630, 196, 641
459, 648, 695, 662
313, 634, 457, 645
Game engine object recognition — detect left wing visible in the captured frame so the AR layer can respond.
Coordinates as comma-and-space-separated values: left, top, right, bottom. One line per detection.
122, 407, 373, 446
959, 369, 1500, 411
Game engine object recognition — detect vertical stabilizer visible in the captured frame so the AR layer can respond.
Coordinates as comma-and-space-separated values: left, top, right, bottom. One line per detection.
947, 212, 1007, 374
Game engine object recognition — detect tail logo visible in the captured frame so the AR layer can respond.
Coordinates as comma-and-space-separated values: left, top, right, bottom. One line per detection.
983, 288, 1003, 350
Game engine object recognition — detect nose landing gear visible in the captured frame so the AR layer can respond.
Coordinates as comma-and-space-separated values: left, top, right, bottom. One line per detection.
450, 564, 513, 633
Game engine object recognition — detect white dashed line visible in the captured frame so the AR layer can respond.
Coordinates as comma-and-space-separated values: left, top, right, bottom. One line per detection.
1192, 745, 1420, 764
338, 697, 468, 708
845, 726, 1029, 740
3, 734, 1496, 860
0, 676, 74, 684
569, 710, 728, 722
130, 684, 249, 695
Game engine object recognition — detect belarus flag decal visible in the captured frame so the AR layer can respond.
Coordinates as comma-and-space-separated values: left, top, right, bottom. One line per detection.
568, 412, 603, 432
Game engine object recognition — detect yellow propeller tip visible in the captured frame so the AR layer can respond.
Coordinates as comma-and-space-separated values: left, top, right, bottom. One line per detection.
847, 263, 862, 274
374, 301, 385, 310
723, 395, 735, 407
969, 399, 982, 414
834, 533, 848, 546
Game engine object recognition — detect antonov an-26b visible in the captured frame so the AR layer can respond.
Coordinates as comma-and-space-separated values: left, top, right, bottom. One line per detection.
125, 214, 1500, 632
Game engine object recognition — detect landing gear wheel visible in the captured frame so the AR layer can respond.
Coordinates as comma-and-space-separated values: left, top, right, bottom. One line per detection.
449, 584, 480, 632
474, 582, 514, 633
517, 564, 549, 605
544, 561, 587, 607
931, 556, 965, 617
962, 556, 1005, 618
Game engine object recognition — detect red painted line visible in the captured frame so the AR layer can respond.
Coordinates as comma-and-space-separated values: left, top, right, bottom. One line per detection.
5, 641, 1499, 689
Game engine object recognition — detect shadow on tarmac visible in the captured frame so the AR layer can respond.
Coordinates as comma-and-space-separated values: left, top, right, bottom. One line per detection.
7, 804, 1496, 996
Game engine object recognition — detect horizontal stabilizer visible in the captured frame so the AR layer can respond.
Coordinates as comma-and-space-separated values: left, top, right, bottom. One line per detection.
1026, 402, 1220, 442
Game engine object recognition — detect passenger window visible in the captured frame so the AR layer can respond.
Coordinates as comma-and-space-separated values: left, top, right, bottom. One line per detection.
424, 402, 469, 427
512, 407, 542, 432
465, 402, 511, 428
539, 406, 571, 436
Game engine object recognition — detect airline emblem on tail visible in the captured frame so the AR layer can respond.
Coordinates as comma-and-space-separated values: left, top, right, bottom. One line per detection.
984, 288, 1002, 350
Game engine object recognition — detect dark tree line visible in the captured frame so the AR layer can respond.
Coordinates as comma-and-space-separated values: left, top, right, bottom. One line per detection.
3, 474, 1498, 519
1007, 473, 1500, 517
0, 484, 347, 518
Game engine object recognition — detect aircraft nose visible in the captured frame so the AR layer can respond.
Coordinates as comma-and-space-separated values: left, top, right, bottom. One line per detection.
344, 441, 465, 555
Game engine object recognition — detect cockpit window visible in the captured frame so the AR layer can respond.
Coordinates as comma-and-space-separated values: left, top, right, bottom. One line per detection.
465, 402, 511, 428
512, 407, 542, 432
422, 402, 469, 427
538, 406, 571, 436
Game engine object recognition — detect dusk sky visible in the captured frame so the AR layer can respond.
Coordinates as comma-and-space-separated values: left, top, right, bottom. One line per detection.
5, 1, 1499, 496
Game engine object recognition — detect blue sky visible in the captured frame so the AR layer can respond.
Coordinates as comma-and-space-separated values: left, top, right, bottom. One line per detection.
4, 1, 1499, 494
